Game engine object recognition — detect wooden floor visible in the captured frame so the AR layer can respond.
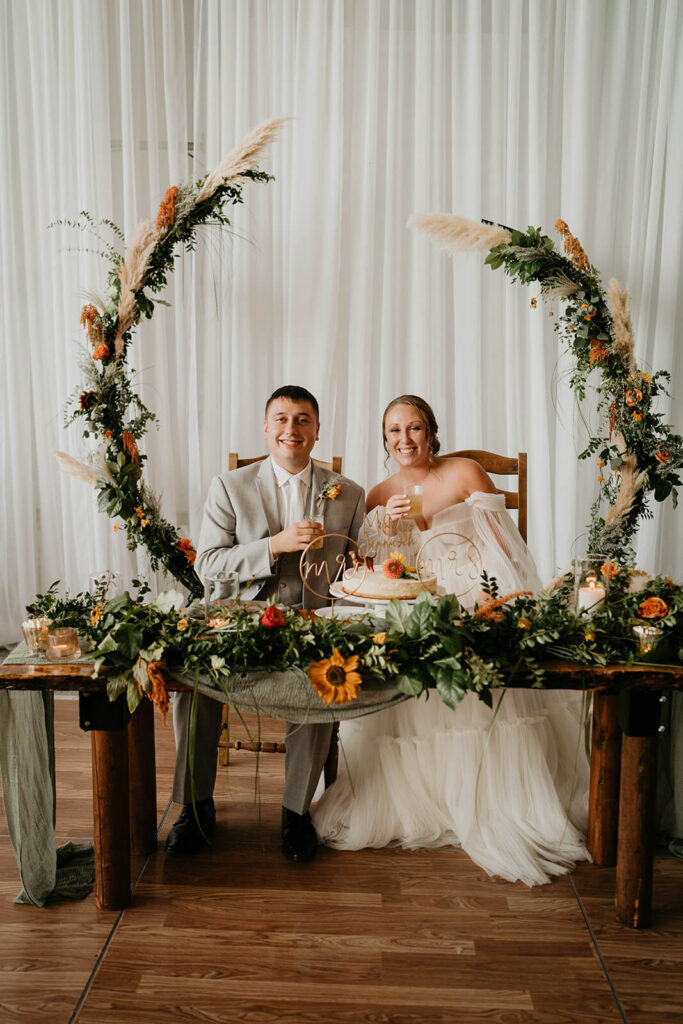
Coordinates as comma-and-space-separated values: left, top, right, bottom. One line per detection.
0, 699, 681, 1023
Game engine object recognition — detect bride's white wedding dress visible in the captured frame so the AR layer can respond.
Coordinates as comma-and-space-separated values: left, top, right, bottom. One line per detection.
312, 493, 591, 886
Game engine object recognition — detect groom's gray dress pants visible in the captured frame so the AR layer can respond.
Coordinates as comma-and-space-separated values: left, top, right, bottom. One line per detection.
172, 689, 333, 815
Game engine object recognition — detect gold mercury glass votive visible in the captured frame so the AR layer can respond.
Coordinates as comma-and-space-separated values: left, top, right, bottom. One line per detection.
45, 627, 82, 661
632, 623, 663, 655
21, 618, 53, 653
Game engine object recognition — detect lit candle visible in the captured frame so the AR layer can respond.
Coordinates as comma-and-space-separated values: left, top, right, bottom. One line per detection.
577, 573, 606, 613
46, 627, 81, 661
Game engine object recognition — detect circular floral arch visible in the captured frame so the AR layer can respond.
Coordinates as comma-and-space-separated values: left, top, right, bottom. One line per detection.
55, 119, 285, 597
409, 213, 683, 566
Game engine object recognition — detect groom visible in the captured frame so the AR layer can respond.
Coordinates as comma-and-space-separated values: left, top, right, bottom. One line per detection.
168, 385, 365, 861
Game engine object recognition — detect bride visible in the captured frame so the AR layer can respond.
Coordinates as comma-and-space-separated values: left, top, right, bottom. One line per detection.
312, 395, 590, 886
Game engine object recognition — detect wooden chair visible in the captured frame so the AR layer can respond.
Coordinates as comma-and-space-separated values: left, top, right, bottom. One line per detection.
218, 452, 343, 783
444, 450, 527, 542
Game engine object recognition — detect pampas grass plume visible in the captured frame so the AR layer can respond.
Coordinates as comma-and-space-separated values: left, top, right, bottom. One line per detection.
607, 278, 636, 369
407, 214, 512, 253
195, 116, 288, 205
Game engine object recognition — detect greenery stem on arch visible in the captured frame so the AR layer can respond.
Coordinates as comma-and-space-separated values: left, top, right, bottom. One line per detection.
408, 214, 683, 566
53, 118, 286, 597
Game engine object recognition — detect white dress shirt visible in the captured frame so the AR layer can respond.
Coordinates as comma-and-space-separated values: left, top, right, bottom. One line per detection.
269, 458, 313, 562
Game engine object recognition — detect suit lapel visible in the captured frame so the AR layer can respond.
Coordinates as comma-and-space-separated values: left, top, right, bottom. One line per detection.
255, 459, 280, 537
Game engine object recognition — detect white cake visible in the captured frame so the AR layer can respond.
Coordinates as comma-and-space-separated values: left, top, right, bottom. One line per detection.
342, 566, 437, 600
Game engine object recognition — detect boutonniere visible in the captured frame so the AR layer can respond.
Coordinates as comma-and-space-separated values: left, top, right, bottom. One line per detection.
316, 475, 342, 505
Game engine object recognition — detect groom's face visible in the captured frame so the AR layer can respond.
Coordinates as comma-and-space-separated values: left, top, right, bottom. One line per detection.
264, 398, 320, 473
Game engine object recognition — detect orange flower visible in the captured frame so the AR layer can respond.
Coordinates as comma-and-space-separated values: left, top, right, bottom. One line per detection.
326, 484, 341, 500
92, 342, 110, 360
175, 538, 196, 564
176, 618, 189, 632
530, 298, 537, 309
517, 617, 532, 630
655, 451, 671, 463
80, 303, 102, 344
90, 604, 104, 627
596, 460, 605, 467
554, 218, 590, 271
113, 524, 120, 532
601, 561, 619, 579
584, 311, 595, 321
156, 185, 179, 235
372, 632, 387, 644
146, 661, 170, 724
631, 411, 643, 422
584, 630, 596, 643
122, 429, 140, 463
548, 311, 554, 317
597, 476, 605, 483
625, 389, 643, 406
307, 649, 362, 706
637, 596, 668, 620
104, 430, 112, 440
383, 557, 405, 579
589, 339, 609, 366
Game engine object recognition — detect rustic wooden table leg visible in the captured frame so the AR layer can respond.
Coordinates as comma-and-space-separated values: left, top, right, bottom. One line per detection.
587, 692, 621, 865
615, 732, 658, 928
91, 727, 131, 910
128, 698, 157, 856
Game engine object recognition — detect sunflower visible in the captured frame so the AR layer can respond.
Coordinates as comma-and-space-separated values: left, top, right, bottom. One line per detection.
307, 648, 362, 705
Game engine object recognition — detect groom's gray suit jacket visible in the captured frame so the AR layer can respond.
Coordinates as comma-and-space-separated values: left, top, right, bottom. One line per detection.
172, 457, 365, 813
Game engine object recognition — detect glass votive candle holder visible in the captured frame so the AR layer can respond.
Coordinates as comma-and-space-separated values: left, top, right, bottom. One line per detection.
21, 618, 53, 653
574, 555, 609, 613
632, 623, 663, 655
203, 570, 239, 620
46, 627, 82, 661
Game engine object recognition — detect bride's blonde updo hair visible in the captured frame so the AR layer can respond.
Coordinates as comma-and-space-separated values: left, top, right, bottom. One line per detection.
382, 394, 441, 461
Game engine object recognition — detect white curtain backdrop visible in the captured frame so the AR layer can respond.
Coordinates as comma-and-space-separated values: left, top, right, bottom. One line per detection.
1, 0, 682, 642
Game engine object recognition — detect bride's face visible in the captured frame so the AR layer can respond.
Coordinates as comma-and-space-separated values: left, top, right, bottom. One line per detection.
384, 403, 430, 469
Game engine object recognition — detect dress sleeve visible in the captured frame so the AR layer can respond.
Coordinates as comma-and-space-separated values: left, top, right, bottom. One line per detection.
356, 506, 421, 565
465, 491, 543, 596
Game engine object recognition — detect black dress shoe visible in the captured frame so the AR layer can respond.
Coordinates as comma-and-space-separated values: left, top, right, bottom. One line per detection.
282, 807, 318, 863
165, 797, 216, 854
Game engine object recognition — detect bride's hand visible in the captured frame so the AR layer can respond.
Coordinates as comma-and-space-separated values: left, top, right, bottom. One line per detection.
385, 493, 411, 521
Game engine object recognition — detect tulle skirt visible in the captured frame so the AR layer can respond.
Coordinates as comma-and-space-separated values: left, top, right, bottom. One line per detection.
312, 688, 592, 886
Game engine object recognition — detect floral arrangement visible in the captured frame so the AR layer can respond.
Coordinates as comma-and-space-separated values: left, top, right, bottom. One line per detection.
409, 214, 683, 566
26, 571, 683, 719
53, 118, 285, 596
382, 551, 420, 580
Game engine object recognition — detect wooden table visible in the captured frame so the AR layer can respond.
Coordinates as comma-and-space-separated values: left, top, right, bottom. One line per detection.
1, 659, 681, 925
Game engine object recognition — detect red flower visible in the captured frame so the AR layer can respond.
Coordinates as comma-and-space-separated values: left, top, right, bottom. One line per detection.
655, 451, 671, 463
79, 390, 97, 411
260, 605, 286, 629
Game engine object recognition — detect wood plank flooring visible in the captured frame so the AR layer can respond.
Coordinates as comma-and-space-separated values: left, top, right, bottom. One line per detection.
0, 698, 681, 1023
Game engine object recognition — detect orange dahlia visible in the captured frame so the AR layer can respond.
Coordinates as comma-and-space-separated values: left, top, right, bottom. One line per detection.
382, 551, 406, 579
307, 649, 362, 706
655, 451, 671, 463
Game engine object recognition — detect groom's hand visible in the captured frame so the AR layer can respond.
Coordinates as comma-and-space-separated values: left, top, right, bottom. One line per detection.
271, 520, 325, 557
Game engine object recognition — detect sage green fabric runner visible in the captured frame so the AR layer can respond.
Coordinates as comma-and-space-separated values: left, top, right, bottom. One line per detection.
0, 688, 94, 906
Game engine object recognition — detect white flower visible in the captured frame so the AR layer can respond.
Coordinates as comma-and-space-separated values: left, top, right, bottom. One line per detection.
153, 590, 185, 614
